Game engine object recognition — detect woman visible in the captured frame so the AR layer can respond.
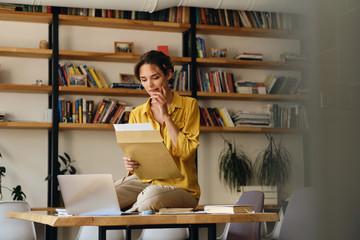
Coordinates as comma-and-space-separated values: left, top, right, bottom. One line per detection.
115, 50, 200, 212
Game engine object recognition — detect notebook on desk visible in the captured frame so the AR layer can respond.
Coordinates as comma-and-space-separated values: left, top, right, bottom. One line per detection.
57, 174, 122, 216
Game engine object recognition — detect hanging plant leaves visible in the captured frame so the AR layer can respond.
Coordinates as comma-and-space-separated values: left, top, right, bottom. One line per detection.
218, 136, 253, 192
254, 133, 292, 188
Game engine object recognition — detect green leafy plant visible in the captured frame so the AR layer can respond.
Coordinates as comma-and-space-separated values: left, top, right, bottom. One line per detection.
45, 152, 77, 181
254, 133, 292, 188
0, 152, 27, 201
218, 136, 253, 192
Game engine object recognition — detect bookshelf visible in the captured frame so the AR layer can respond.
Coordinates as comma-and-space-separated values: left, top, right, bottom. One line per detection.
0, 10, 306, 132
0, 8, 306, 219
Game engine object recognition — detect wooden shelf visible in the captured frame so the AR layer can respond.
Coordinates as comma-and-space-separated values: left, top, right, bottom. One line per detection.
200, 126, 304, 134
196, 58, 304, 70
197, 92, 306, 102
55, 123, 304, 133
0, 84, 52, 94
59, 14, 191, 32
0, 46, 52, 59
0, 121, 51, 129
59, 87, 191, 97
196, 24, 304, 39
59, 50, 190, 65
59, 123, 114, 131
0, 10, 52, 23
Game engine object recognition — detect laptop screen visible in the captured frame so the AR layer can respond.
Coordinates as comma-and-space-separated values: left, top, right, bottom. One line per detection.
58, 174, 121, 216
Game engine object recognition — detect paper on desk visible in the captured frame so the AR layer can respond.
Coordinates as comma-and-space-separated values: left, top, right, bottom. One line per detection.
114, 123, 182, 180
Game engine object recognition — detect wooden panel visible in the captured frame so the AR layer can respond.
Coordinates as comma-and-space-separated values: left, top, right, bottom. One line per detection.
0, 122, 51, 129
60, 86, 148, 97
196, 58, 304, 70
197, 92, 307, 102
196, 24, 304, 39
6, 211, 279, 227
0, 10, 52, 23
59, 87, 191, 97
59, 123, 114, 131
59, 50, 190, 65
0, 47, 52, 59
59, 15, 190, 32
0, 84, 52, 94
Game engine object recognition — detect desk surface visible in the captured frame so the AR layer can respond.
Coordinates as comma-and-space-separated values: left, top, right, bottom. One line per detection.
6, 211, 279, 227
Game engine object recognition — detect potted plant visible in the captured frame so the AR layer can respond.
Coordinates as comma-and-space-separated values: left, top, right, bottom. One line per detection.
45, 152, 77, 181
218, 136, 253, 192
254, 133, 292, 188
0, 152, 27, 201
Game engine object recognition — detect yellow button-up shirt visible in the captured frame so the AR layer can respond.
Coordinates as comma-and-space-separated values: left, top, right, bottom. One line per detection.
128, 91, 201, 199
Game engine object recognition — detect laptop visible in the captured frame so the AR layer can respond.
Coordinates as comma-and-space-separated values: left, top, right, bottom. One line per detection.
57, 174, 122, 216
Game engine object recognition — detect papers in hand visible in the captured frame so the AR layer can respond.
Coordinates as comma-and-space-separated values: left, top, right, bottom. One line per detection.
114, 123, 182, 180
113, 123, 153, 131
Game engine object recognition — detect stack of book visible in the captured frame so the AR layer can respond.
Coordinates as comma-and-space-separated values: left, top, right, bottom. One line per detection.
200, 107, 234, 127
261, 103, 309, 128
172, 65, 190, 92
196, 69, 235, 93
0, 111, 5, 121
58, 63, 109, 88
232, 110, 271, 127
92, 99, 132, 124
264, 75, 301, 95
234, 52, 263, 61
58, 98, 133, 124
235, 81, 266, 94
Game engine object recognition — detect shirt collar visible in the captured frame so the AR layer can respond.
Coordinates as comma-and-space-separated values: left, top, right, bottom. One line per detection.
143, 90, 183, 117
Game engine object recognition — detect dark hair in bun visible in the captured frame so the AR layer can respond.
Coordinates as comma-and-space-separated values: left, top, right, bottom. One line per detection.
134, 50, 174, 83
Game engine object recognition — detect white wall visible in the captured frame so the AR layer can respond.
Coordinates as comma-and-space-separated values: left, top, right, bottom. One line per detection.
0, 16, 304, 239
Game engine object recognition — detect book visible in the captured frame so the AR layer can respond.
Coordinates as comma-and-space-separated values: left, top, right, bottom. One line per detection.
95, 70, 109, 88
204, 205, 253, 214
158, 208, 194, 214
89, 68, 103, 88
111, 83, 143, 89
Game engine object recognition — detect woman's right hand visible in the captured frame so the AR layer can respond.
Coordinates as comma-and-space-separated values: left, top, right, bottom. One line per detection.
123, 156, 140, 172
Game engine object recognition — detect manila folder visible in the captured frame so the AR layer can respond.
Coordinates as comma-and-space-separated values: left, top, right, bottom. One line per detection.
115, 128, 182, 180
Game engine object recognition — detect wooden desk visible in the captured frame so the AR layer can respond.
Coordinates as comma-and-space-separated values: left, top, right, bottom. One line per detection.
6, 211, 279, 240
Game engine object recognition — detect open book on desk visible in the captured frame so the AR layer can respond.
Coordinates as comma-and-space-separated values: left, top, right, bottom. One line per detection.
114, 123, 182, 180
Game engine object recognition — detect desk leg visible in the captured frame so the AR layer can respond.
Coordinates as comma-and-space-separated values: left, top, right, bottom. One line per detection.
99, 226, 107, 240
126, 228, 132, 240
207, 224, 216, 240
189, 225, 199, 240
